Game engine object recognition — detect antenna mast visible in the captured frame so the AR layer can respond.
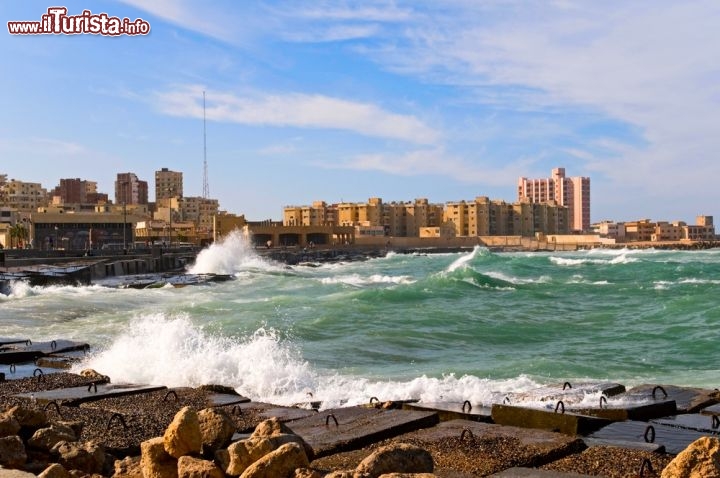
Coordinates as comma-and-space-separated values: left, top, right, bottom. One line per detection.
202, 90, 209, 199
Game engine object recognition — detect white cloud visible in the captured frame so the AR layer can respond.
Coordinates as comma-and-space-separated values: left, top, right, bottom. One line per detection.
325, 148, 533, 187
153, 85, 439, 144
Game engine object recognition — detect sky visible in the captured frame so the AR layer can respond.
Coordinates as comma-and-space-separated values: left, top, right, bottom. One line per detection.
1, 1, 719, 223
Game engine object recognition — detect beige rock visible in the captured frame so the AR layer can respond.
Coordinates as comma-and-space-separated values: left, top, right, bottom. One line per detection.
3, 406, 48, 429
38, 463, 71, 478
0, 416, 21, 438
355, 443, 433, 478
164, 407, 202, 459
53, 440, 105, 475
662, 436, 720, 478
378, 474, 438, 477
177, 455, 225, 478
0, 435, 27, 468
322, 472, 357, 478
198, 408, 235, 454
267, 434, 314, 462
250, 418, 294, 438
292, 468, 322, 478
113, 456, 144, 478
225, 438, 274, 476
79, 369, 109, 382
239, 442, 309, 478
0, 468, 36, 477
142, 436, 178, 478
28, 424, 77, 451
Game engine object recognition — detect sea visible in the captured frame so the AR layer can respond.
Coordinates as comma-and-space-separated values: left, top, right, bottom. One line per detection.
2, 232, 719, 410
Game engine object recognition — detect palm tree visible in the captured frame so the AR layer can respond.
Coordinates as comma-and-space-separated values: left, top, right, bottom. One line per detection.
9, 224, 28, 249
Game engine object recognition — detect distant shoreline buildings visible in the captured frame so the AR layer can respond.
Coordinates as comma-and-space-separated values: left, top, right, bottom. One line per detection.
0, 167, 716, 251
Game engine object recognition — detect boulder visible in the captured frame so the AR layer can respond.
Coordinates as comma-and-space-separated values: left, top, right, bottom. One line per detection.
0, 468, 36, 478
267, 434, 314, 462
293, 468, 323, 478
53, 440, 105, 475
355, 443, 433, 478
141, 437, 178, 478
250, 417, 294, 438
322, 472, 357, 478
28, 424, 77, 451
239, 442, 309, 478
198, 407, 235, 454
164, 407, 202, 459
3, 406, 48, 429
113, 456, 143, 478
177, 455, 225, 478
662, 436, 720, 478
225, 437, 274, 476
0, 415, 21, 438
378, 474, 438, 477
0, 435, 27, 468
37, 463, 71, 478
79, 369, 109, 382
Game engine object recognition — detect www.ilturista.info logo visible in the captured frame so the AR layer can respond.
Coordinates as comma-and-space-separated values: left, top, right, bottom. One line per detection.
7, 7, 150, 36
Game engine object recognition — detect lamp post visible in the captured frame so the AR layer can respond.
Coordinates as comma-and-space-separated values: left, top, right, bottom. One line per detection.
121, 181, 128, 253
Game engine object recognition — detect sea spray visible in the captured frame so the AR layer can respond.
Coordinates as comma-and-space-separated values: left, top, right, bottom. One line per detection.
189, 230, 276, 274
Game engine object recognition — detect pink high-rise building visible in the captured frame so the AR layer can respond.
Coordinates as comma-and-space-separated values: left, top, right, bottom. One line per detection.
518, 167, 590, 232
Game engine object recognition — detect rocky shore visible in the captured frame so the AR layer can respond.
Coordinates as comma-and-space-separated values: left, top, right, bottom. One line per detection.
2, 371, 720, 477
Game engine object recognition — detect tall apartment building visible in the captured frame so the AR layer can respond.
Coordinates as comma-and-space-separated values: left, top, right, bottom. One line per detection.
2, 179, 48, 212
155, 168, 183, 200
444, 196, 569, 237
51, 178, 108, 205
518, 167, 590, 232
115, 173, 148, 205
180, 196, 219, 230
284, 201, 332, 226
0, 174, 7, 206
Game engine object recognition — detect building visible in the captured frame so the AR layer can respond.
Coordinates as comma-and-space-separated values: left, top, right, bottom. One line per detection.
115, 173, 148, 205
180, 196, 219, 233
518, 167, 590, 232
155, 168, 183, 200
49, 178, 107, 205
2, 179, 48, 212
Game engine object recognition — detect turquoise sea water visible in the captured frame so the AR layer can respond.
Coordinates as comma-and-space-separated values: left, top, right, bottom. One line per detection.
2, 233, 719, 409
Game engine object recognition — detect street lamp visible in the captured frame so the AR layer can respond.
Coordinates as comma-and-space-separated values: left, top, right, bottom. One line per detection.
121, 181, 128, 253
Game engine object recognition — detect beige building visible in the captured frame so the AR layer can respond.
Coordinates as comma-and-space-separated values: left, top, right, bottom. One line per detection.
155, 168, 183, 200
213, 212, 247, 242
180, 196, 219, 232
284, 201, 331, 226
2, 179, 48, 212
518, 167, 590, 232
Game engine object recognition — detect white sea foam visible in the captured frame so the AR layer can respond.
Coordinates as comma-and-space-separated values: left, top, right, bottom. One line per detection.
188, 230, 279, 274
446, 246, 487, 272
550, 253, 637, 266
319, 274, 415, 287
0, 281, 108, 300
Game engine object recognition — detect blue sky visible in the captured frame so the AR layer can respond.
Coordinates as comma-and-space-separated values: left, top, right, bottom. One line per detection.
1, 1, 719, 222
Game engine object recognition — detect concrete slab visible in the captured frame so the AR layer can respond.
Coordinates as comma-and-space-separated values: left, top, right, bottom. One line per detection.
586, 419, 710, 454
488, 468, 593, 477
701, 403, 720, 416
286, 406, 439, 458
383, 419, 585, 477
652, 413, 720, 434
0, 339, 90, 365
226, 401, 320, 433
625, 384, 719, 413
582, 437, 665, 453
402, 401, 493, 423
491, 404, 612, 436
207, 392, 251, 407
570, 399, 677, 422
0, 338, 31, 346
14, 383, 166, 406
506, 382, 625, 407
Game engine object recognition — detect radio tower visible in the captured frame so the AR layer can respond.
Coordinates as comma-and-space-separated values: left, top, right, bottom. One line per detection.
202, 90, 209, 199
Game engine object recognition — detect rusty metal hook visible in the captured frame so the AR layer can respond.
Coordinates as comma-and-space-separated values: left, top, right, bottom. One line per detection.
563, 381, 572, 390
460, 428, 474, 442
87, 382, 97, 393
712, 415, 720, 430
644, 425, 655, 443
462, 400, 472, 413
555, 400, 565, 414
369, 396, 379, 405
503, 396, 511, 404
639, 458, 654, 477
9, 364, 16, 374
325, 414, 339, 426
106, 413, 128, 431
163, 390, 179, 402
43, 400, 62, 418
51, 340, 57, 351
652, 385, 668, 399
599, 395, 607, 409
